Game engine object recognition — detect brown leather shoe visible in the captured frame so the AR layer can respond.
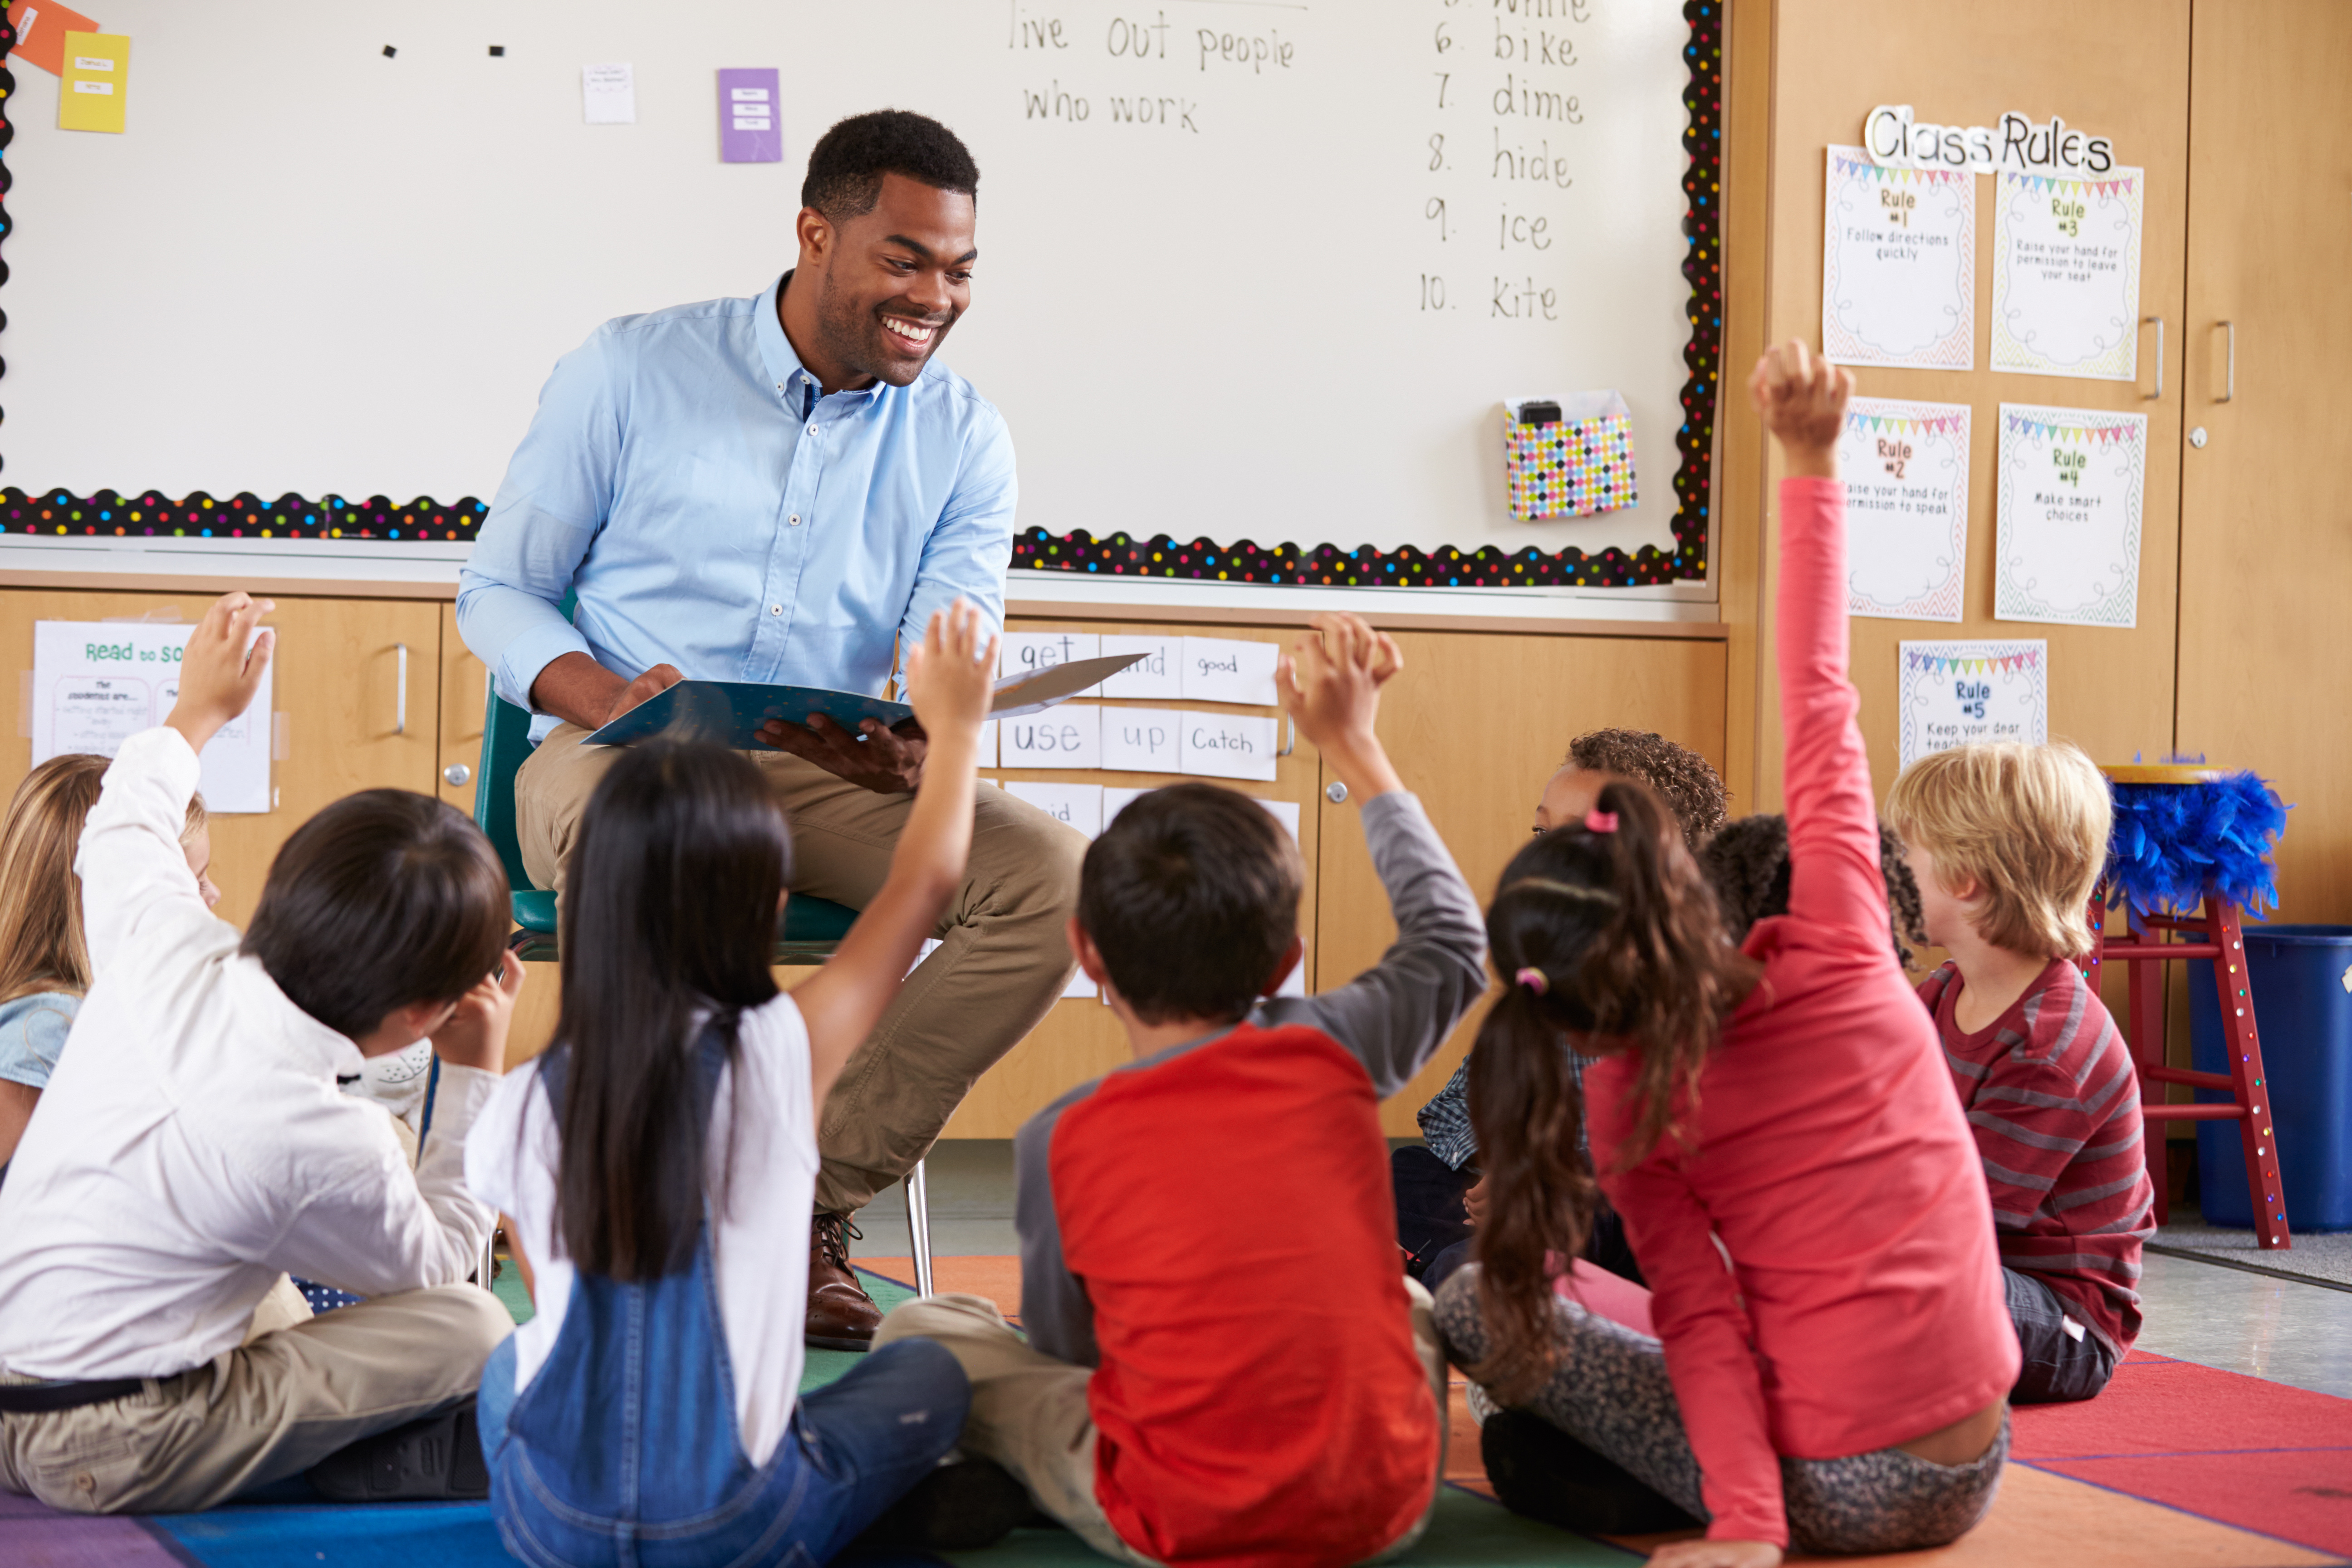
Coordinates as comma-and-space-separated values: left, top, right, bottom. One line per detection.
806, 1210, 883, 1351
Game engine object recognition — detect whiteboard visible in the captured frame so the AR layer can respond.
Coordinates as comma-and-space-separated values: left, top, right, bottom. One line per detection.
0, 0, 1703, 581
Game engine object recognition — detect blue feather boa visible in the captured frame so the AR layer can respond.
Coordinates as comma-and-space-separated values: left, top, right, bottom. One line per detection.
2107, 766, 2289, 921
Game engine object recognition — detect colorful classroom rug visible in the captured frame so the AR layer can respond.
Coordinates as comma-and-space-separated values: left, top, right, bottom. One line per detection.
7, 1264, 2348, 1568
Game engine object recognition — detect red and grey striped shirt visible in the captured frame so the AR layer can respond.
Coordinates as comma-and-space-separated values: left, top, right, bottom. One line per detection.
1920, 958, 2155, 1353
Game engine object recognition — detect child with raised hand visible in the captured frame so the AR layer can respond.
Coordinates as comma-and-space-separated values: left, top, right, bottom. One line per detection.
872, 612, 1487, 1568
464, 601, 1000, 1568
1886, 741, 2153, 1404
0, 591, 523, 1514
1435, 343, 2015, 1567
0, 759, 216, 1171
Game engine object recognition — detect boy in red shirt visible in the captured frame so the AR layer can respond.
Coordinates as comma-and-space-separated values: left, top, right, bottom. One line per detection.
1887, 741, 2156, 1403
876, 613, 1486, 1568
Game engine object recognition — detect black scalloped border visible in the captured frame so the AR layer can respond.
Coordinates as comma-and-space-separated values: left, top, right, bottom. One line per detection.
0, 3, 1723, 588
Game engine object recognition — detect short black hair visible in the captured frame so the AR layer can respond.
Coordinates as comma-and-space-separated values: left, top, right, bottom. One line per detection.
802, 109, 979, 220
242, 790, 510, 1040
1566, 729, 1728, 851
1700, 813, 1929, 967
1078, 784, 1302, 1025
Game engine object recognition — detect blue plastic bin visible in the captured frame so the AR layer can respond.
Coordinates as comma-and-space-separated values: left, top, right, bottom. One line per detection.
2188, 923, 2352, 1232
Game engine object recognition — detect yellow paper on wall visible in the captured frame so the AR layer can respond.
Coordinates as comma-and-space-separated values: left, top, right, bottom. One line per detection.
58, 29, 127, 133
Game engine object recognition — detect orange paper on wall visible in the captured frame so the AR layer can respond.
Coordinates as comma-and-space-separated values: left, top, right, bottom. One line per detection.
5, 0, 102, 78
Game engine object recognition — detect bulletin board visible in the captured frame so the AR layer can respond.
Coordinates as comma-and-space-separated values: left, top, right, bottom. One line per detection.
0, 0, 1724, 597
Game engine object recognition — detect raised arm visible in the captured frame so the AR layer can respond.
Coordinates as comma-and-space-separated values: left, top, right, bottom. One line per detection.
793, 602, 996, 1109
78, 594, 275, 970
1753, 343, 1887, 940
1259, 616, 1488, 1095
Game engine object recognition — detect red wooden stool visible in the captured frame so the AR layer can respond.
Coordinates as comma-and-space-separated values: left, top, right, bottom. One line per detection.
2086, 764, 2291, 1250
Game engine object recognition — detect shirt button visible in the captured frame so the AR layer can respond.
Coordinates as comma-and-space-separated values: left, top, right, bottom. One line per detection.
807, 422, 818, 435
788, 513, 802, 526
769, 605, 783, 615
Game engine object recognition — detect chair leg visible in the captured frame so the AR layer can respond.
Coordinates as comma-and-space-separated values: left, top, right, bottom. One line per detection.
906, 1158, 935, 1298
2126, 914, 2172, 1227
2209, 900, 2291, 1250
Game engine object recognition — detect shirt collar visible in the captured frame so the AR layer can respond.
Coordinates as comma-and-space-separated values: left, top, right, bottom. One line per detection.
755, 271, 897, 410
234, 953, 368, 1081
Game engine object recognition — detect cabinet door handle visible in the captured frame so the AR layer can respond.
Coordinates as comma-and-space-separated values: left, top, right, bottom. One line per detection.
2143, 316, 2162, 400
2219, 319, 2236, 403
444, 763, 471, 787
394, 643, 409, 735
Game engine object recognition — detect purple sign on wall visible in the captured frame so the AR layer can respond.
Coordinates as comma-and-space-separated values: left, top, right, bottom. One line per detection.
718, 69, 781, 163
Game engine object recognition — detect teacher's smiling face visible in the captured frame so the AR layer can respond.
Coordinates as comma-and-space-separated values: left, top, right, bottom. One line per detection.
790, 172, 977, 392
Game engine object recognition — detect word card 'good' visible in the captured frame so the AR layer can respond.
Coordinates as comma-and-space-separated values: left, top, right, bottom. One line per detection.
1181, 637, 1280, 706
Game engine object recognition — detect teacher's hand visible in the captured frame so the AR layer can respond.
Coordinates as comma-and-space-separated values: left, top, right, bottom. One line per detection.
758, 713, 928, 794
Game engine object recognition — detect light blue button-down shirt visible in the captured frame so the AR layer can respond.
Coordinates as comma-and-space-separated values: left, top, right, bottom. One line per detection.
457, 274, 1017, 743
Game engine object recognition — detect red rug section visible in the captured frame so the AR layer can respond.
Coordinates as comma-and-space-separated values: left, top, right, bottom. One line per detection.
2009, 1348, 2352, 1555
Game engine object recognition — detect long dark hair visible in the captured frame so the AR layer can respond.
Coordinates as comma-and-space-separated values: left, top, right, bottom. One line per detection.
1467, 777, 1747, 1399
551, 739, 789, 1280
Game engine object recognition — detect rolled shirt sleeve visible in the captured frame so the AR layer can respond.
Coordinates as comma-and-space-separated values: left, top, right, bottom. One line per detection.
897, 400, 1017, 661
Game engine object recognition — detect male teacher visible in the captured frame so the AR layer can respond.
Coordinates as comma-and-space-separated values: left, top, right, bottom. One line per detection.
457, 110, 1082, 1349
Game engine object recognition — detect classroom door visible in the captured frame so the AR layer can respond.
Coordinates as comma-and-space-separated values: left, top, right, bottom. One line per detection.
2174, 0, 2352, 920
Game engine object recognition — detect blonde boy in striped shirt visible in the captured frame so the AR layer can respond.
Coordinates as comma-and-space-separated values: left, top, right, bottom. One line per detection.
1888, 741, 2155, 1404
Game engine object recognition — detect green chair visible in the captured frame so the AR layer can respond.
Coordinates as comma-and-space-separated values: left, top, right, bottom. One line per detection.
471, 684, 860, 963
466, 675, 934, 1296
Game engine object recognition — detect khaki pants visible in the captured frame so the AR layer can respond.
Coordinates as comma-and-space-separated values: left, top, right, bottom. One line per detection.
875, 1284, 1448, 1566
516, 725, 1086, 1213
0, 1285, 512, 1514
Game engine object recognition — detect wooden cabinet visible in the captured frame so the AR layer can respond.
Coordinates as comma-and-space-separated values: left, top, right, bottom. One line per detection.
2174, 0, 2352, 922
0, 588, 441, 930
437, 602, 489, 819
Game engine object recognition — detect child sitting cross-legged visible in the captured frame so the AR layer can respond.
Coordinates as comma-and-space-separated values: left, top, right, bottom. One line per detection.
1435, 344, 2017, 1567
0, 591, 522, 1514
1886, 742, 2154, 1404
464, 602, 1002, 1567
873, 612, 1489, 1568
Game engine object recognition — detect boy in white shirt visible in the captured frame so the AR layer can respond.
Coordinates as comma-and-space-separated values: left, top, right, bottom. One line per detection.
0, 591, 522, 1514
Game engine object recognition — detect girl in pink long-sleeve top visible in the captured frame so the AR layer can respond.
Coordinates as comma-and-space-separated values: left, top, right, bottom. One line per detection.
1433, 342, 2016, 1568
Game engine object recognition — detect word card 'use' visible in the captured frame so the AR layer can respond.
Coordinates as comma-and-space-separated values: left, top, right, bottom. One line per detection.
999, 704, 1102, 769
1181, 637, 1280, 706
1102, 708, 1183, 773
1181, 713, 1279, 782
1098, 635, 1183, 700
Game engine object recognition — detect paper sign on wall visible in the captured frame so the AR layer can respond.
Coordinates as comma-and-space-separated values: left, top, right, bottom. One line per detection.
1180, 712, 1279, 781
1897, 640, 2047, 767
975, 719, 997, 769
1101, 707, 1181, 773
1839, 397, 1971, 622
58, 30, 128, 134
1003, 780, 1103, 839
1821, 148, 1974, 371
31, 621, 273, 812
717, 68, 781, 163
999, 704, 1101, 769
1000, 632, 1102, 694
1994, 404, 2147, 628
1099, 635, 1183, 700
582, 63, 636, 125
1180, 637, 1280, 706
8, 2, 103, 78
1991, 169, 2144, 382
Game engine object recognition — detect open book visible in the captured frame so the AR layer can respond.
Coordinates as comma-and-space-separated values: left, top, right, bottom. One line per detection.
582, 652, 1147, 749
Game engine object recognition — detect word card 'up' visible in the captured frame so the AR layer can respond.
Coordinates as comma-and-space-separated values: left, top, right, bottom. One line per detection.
1181, 637, 1280, 706
1102, 708, 1182, 773
999, 704, 1102, 769
1181, 713, 1279, 781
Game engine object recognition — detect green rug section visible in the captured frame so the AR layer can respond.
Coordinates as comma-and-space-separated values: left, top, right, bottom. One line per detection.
938, 1488, 1638, 1567
800, 1269, 921, 1393
490, 1260, 534, 1326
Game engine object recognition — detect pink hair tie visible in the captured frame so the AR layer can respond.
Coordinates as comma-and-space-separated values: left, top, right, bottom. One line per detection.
1583, 809, 1620, 833
1514, 967, 1550, 996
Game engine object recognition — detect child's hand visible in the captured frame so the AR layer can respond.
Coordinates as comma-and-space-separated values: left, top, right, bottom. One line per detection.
1647, 1538, 1781, 1568
902, 600, 999, 747
166, 592, 276, 755
428, 956, 525, 1073
1747, 339, 1852, 480
1281, 614, 1405, 801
